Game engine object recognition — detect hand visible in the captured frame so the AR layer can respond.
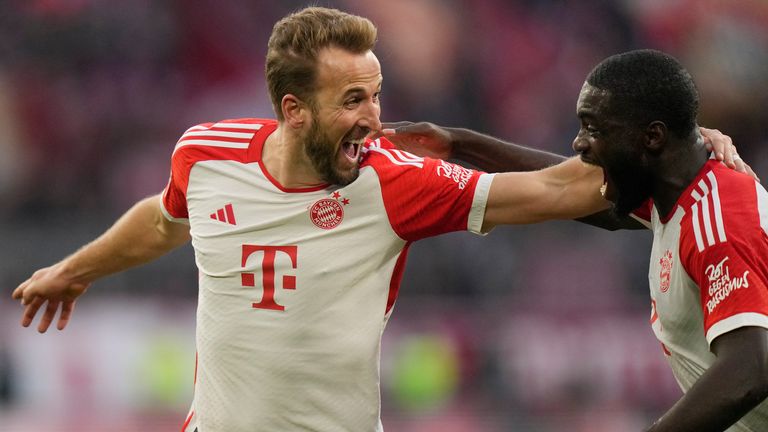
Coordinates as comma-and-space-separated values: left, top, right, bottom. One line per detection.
11, 264, 91, 332
375, 121, 455, 160
700, 127, 759, 182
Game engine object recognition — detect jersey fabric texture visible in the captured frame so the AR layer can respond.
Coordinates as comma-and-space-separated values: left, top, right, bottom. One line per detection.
161, 118, 495, 432
633, 160, 768, 431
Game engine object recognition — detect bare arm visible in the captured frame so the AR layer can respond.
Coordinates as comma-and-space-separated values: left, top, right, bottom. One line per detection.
381, 123, 749, 230
646, 327, 768, 432
11, 194, 191, 332
482, 157, 609, 231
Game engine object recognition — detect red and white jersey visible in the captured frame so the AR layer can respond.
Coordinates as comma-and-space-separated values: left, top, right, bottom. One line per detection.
633, 160, 768, 431
161, 118, 494, 432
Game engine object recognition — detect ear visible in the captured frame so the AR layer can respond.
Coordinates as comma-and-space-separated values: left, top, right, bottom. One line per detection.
281, 94, 311, 129
644, 121, 667, 155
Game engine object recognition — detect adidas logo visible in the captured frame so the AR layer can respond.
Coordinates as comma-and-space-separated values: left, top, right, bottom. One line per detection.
210, 203, 237, 225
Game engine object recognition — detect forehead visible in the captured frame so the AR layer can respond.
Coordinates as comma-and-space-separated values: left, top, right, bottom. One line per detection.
315, 46, 382, 96
576, 82, 612, 119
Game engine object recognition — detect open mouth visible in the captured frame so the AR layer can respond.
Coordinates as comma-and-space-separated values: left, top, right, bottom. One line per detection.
580, 156, 613, 201
341, 138, 364, 163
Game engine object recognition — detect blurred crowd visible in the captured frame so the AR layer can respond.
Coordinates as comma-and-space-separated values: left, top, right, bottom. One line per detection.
1, 1, 767, 431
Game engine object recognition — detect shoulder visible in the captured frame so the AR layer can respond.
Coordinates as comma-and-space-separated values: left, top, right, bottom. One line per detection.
680, 161, 766, 252
172, 118, 275, 163
685, 162, 762, 223
360, 137, 426, 171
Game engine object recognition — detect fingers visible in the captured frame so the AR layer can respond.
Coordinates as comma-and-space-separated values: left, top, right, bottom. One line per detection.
37, 299, 60, 333
57, 300, 76, 331
20, 297, 45, 328
700, 127, 734, 166
732, 153, 746, 173
745, 163, 761, 183
12, 278, 30, 301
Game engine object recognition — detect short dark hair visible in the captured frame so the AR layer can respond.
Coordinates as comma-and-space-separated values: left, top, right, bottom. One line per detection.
586, 49, 699, 138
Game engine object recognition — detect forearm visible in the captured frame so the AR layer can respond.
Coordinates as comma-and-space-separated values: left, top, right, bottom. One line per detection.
449, 127, 566, 173
57, 195, 190, 284
483, 158, 608, 228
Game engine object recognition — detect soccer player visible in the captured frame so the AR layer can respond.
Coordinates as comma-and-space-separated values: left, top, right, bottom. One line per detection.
10, 7, 601, 432
9, 8, 743, 432
388, 50, 768, 431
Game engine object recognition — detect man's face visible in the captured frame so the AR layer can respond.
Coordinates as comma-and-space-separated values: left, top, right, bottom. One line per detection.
302, 46, 382, 185
572, 82, 653, 217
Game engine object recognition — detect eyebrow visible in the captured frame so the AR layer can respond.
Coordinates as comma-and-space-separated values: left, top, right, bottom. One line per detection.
342, 81, 382, 99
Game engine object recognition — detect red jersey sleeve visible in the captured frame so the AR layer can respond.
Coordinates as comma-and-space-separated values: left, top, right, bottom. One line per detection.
160, 118, 266, 222
679, 167, 768, 345
363, 138, 494, 241
161, 123, 217, 221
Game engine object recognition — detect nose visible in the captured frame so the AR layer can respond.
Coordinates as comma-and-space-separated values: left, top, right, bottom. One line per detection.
358, 100, 382, 133
572, 133, 588, 154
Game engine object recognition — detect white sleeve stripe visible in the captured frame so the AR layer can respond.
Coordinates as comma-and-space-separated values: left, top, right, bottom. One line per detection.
691, 202, 705, 252
468, 173, 495, 235
185, 125, 209, 132
705, 312, 768, 345
390, 148, 423, 163
706, 172, 727, 242
691, 189, 702, 201
211, 122, 264, 130
182, 130, 254, 139
368, 147, 424, 168
757, 183, 768, 236
700, 197, 715, 246
629, 212, 652, 229
173, 140, 251, 154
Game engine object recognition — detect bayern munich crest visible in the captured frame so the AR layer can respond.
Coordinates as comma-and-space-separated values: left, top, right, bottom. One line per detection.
310, 192, 349, 229
659, 250, 673, 293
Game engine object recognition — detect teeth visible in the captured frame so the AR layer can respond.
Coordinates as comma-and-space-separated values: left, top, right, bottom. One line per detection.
600, 182, 607, 198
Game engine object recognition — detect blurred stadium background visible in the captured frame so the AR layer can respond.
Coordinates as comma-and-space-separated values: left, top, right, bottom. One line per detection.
1, 0, 767, 431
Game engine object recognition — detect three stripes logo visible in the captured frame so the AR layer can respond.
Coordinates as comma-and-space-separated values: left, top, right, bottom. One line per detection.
210, 203, 237, 225
690, 171, 726, 252
367, 140, 424, 168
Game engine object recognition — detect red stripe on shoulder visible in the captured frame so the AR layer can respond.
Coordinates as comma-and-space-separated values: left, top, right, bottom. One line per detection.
162, 119, 276, 219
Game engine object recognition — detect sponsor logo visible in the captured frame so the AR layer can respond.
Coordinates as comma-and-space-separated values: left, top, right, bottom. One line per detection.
659, 250, 673, 293
210, 203, 237, 225
309, 191, 350, 230
705, 256, 750, 313
436, 160, 472, 189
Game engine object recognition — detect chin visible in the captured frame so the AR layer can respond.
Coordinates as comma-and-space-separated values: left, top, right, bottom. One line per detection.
612, 192, 651, 218
327, 166, 360, 186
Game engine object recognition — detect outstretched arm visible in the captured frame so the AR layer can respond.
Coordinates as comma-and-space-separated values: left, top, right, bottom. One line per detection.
380, 123, 753, 230
481, 157, 609, 231
381, 122, 753, 176
11, 194, 191, 332
380, 121, 566, 171
645, 327, 768, 432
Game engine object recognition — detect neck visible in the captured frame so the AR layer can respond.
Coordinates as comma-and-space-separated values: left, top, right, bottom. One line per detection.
651, 134, 710, 217
262, 125, 325, 188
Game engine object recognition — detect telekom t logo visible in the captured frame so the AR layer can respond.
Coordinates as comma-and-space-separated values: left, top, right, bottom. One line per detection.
241, 245, 298, 311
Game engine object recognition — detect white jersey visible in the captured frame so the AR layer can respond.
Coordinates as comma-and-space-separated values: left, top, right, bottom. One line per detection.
160, 118, 494, 432
634, 160, 768, 431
